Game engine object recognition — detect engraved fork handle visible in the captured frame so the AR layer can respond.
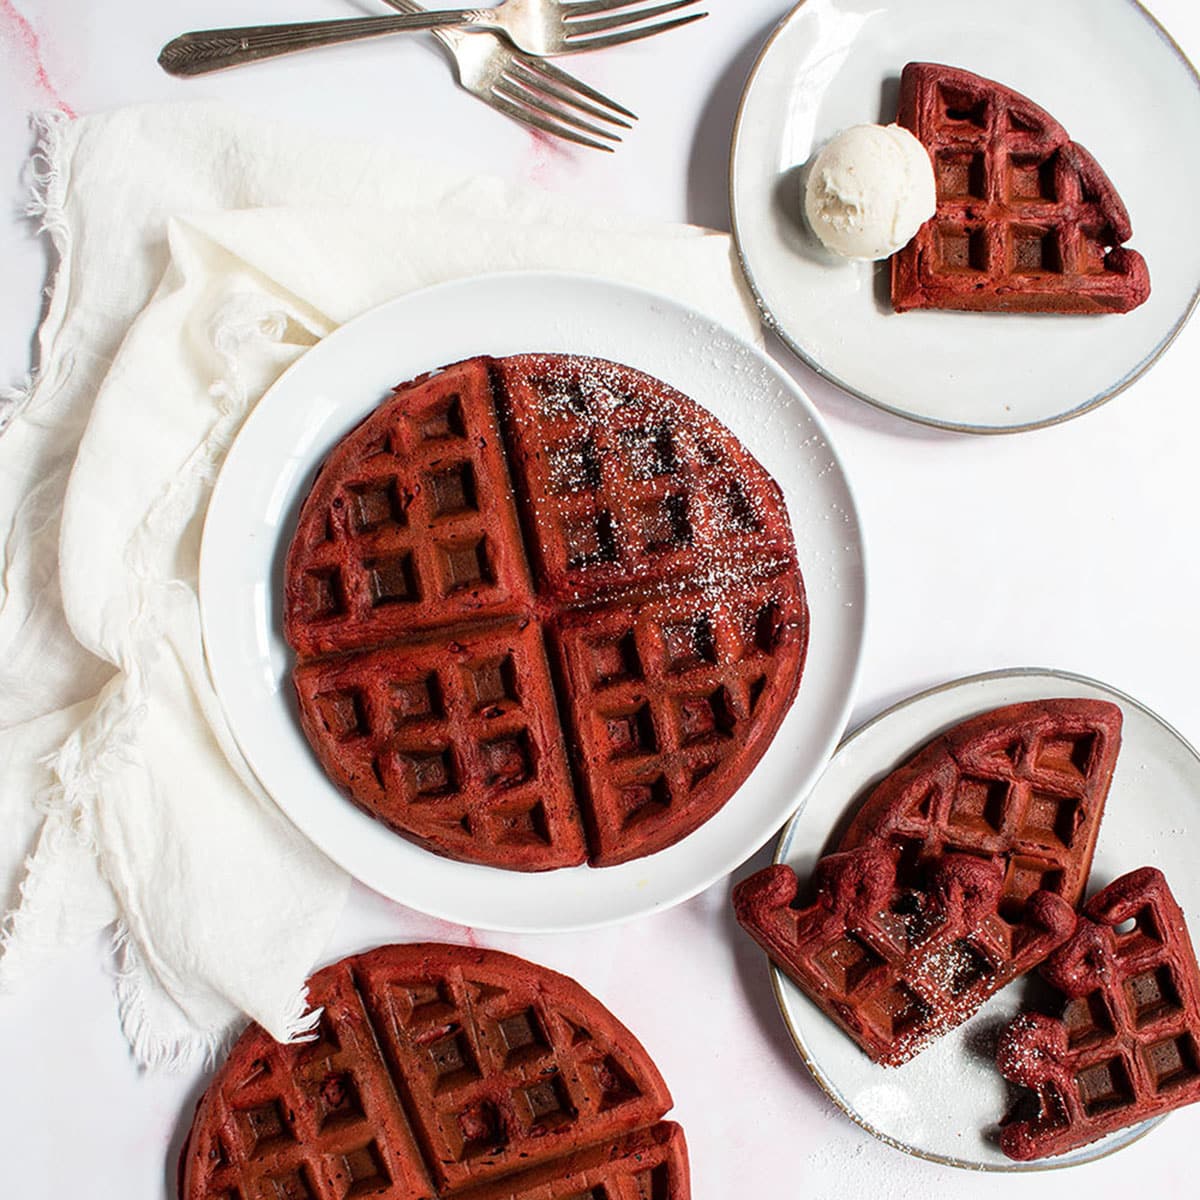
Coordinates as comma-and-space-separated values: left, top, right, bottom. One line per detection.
379, 0, 465, 51
380, 0, 463, 49
158, 11, 485, 76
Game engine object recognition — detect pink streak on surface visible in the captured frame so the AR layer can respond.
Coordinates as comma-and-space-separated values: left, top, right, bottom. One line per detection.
377, 890, 486, 949
0, 1, 76, 117
525, 127, 575, 184
425, 917, 482, 949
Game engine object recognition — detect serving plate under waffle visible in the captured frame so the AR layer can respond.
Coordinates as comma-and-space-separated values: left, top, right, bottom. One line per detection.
770, 668, 1200, 1169
200, 271, 866, 932
730, 0, 1200, 432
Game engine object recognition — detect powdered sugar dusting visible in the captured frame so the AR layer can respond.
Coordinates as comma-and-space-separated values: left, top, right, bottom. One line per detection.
515, 353, 806, 654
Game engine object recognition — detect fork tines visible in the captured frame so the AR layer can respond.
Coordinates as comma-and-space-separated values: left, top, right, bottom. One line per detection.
494, 55, 636, 151
562, 0, 707, 51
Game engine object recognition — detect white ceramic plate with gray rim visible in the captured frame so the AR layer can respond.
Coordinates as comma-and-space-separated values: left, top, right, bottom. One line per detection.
770, 667, 1200, 1169
199, 271, 867, 933
730, 0, 1200, 432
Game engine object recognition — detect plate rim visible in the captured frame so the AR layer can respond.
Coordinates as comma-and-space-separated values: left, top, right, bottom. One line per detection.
728, 0, 1200, 435
198, 267, 869, 933
764, 665, 1198, 1170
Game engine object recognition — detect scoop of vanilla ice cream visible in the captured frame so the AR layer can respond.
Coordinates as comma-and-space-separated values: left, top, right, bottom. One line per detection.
804, 124, 937, 261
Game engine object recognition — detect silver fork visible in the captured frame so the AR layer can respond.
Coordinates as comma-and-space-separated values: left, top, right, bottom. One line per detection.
159, 0, 707, 76
380, 0, 636, 151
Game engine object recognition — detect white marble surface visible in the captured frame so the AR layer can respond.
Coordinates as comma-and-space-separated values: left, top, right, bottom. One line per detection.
2, 1, 1200, 1197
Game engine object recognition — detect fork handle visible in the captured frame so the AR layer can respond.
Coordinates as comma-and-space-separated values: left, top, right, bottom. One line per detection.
159, 11, 478, 77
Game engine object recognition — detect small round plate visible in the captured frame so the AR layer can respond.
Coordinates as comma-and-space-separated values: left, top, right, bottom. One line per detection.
730, 0, 1200, 432
771, 667, 1200, 1169
200, 271, 867, 933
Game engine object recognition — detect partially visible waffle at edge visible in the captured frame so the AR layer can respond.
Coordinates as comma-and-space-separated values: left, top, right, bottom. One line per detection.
179, 943, 690, 1200
285, 354, 808, 870
733, 700, 1122, 1065
997, 869, 1200, 1161
891, 63, 1151, 314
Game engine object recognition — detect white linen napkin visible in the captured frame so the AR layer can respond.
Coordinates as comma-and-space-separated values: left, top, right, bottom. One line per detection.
0, 101, 761, 1066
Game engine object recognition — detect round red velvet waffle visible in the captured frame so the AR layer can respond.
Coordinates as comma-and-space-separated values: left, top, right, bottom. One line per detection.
284, 354, 808, 871
179, 943, 690, 1200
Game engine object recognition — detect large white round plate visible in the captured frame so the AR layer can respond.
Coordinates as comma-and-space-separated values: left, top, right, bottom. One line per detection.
200, 271, 866, 933
772, 668, 1200, 1169
730, 0, 1200, 432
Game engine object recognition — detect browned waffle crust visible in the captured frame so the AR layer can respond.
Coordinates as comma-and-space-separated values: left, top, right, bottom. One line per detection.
284, 354, 808, 871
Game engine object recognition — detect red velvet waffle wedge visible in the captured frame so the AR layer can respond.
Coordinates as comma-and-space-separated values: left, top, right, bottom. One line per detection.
285, 354, 808, 870
997, 868, 1200, 1161
733, 700, 1122, 1064
891, 63, 1151, 314
840, 700, 1123, 916
734, 847, 1077, 1066
179, 943, 690, 1200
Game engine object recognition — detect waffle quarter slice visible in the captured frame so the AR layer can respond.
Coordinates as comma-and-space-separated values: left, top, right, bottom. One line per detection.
891, 62, 1151, 314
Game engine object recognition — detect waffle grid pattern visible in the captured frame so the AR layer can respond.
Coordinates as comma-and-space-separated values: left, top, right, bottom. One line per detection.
496, 358, 795, 606
892, 63, 1150, 313
294, 622, 585, 869
287, 369, 533, 660
286, 356, 808, 869
183, 946, 688, 1200
842, 700, 1122, 919
735, 848, 1075, 1066
734, 702, 1122, 1064
998, 868, 1200, 1160
557, 577, 803, 862
188, 966, 433, 1200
